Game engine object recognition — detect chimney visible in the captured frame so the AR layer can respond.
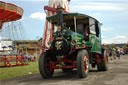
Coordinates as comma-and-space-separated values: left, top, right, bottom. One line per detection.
56, 5, 64, 31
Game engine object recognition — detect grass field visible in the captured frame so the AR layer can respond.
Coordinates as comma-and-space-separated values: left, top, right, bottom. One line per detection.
0, 62, 39, 80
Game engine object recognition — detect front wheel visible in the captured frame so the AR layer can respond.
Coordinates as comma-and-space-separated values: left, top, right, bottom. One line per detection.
39, 53, 54, 79
77, 50, 89, 78
97, 50, 108, 71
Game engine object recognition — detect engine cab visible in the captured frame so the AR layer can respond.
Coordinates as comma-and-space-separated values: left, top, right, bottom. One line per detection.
47, 11, 102, 57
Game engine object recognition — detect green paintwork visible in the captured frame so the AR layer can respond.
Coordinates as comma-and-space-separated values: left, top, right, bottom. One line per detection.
70, 32, 102, 54
71, 33, 83, 46
89, 34, 102, 54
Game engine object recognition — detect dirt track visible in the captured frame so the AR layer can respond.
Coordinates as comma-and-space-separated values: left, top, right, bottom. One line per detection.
1, 55, 128, 85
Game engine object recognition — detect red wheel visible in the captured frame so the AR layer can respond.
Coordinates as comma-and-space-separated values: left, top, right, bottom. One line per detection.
39, 53, 54, 79
97, 50, 109, 71
77, 50, 89, 78
84, 56, 89, 72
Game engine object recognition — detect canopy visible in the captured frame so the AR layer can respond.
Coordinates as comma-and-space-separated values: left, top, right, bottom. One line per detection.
0, 1, 23, 30
46, 13, 99, 24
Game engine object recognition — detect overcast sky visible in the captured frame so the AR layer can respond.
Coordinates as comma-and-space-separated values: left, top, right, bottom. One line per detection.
0, 0, 128, 44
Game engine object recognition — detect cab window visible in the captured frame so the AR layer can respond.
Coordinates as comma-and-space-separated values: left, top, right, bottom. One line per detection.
95, 21, 100, 37
76, 24, 84, 34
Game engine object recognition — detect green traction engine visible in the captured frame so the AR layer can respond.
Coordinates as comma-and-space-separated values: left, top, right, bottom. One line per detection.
39, 7, 108, 79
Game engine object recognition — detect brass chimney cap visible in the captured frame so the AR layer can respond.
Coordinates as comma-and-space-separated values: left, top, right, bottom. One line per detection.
56, 5, 64, 11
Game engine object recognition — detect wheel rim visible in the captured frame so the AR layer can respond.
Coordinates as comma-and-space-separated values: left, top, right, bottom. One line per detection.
45, 58, 53, 72
104, 50, 108, 64
84, 56, 89, 72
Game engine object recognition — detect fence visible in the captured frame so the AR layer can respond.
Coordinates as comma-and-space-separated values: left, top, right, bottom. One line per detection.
0, 55, 28, 67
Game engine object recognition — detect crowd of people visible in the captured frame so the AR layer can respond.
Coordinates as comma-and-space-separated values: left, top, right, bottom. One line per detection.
21, 54, 37, 62
108, 47, 128, 60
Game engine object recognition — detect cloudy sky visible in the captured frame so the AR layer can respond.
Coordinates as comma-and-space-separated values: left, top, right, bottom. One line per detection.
0, 0, 128, 44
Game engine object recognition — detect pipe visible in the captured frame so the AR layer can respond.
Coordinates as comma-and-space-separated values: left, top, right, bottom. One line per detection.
57, 9, 63, 27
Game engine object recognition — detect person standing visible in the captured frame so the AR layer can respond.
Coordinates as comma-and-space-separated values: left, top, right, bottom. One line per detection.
28, 55, 31, 62
34, 56, 36, 62
117, 48, 120, 59
112, 47, 116, 60
109, 48, 112, 60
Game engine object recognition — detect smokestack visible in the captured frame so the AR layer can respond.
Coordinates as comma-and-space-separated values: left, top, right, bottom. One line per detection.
56, 5, 64, 29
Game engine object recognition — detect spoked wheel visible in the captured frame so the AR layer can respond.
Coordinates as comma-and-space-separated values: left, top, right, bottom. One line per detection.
97, 50, 109, 71
77, 50, 89, 78
39, 53, 54, 79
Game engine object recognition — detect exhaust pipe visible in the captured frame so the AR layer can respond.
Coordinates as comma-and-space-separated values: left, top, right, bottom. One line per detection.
56, 6, 64, 31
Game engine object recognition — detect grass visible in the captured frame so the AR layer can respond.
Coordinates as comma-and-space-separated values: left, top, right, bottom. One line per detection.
0, 62, 39, 80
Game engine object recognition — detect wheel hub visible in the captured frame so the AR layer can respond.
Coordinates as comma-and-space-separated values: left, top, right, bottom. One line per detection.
84, 56, 89, 72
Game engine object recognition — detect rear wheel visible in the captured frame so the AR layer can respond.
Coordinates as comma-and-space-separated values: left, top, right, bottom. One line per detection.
97, 50, 108, 71
77, 50, 89, 78
39, 53, 54, 78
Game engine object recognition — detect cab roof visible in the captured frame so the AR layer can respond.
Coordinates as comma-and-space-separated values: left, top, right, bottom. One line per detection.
46, 12, 99, 23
